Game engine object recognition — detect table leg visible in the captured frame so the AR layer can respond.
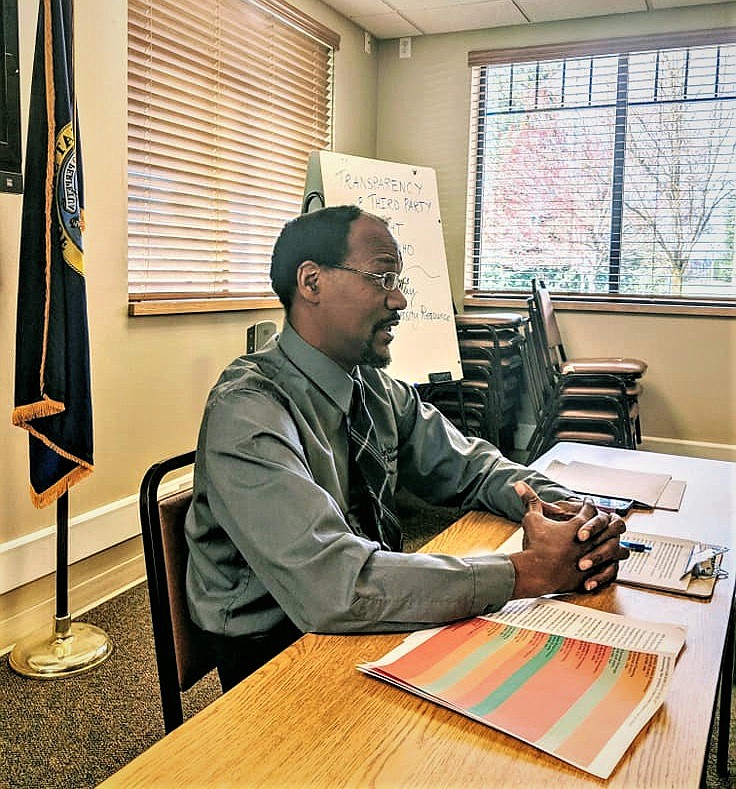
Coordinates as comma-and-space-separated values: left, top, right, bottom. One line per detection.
717, 597, 735, 777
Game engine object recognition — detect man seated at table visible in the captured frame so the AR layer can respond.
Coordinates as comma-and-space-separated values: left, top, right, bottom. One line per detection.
185, 205, 628, 690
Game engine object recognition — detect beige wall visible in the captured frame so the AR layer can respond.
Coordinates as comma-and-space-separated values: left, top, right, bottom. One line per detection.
1, 1, 735, 642
0, 0, 378, 546
375, 3, 736, 447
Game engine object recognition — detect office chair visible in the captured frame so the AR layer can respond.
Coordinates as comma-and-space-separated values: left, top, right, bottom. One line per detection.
531, 279, 647, 379
139, 450, 218, 733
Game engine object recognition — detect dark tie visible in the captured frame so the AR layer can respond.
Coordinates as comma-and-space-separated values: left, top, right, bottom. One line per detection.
347, 376, 403, 552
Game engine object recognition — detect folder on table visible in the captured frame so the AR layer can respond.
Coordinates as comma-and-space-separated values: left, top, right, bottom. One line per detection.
544, 459, 686, 510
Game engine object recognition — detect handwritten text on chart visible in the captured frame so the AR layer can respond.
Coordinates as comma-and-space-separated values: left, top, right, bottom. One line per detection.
399, 275, 452, 323
337, 170, 424, 197
358, 194, 433, 213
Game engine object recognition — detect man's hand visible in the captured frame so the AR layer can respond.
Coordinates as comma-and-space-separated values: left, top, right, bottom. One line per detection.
508, 482, 629, 599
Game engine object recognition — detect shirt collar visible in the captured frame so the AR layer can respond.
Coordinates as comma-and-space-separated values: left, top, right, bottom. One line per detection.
278, 321, 354, 415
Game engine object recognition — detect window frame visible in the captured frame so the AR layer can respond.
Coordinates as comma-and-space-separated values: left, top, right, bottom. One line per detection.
126, 0, 338, 316
465, 28, 736, 317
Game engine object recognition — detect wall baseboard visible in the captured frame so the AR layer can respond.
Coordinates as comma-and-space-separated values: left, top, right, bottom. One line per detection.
514, 423, 736, 464
0, 472, 191, 597
0, 471, 190, 655
637, 436, 736, 463
0, 537, 145, 656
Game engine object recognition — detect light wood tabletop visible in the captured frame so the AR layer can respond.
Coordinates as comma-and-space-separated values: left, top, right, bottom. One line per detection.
102, 443, 735, 788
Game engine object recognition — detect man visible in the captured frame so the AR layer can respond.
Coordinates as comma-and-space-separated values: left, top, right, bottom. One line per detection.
185, 205, 627, 690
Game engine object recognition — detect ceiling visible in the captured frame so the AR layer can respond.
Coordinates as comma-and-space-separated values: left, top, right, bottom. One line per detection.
321, 0, 722, 39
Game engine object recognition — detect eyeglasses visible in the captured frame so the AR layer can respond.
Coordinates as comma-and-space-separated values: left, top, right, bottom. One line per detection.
331, 263, 402, 292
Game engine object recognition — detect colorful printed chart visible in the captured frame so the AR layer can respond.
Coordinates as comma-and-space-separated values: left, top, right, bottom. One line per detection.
358, 599, 686, 778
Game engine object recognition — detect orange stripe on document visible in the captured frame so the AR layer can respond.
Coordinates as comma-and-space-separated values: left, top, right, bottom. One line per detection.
554, 650, 657, 767
445, 628, 543, 709
382, 618, 502, 684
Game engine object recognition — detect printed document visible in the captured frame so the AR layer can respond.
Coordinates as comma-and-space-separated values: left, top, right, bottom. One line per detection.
358, 598, 686, 779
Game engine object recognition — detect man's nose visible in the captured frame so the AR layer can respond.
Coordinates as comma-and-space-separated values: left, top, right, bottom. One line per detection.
387, 287, 407, 310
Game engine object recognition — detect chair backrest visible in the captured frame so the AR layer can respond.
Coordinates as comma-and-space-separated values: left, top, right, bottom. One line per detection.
139, 450, 217, 733
531, 279, 567, 367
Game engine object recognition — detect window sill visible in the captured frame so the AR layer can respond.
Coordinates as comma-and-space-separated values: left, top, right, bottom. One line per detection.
128, 296, 282, 316
463, 294, 736, 318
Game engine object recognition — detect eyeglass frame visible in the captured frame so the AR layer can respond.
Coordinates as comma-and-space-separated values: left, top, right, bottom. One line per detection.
329, 262, 403, 292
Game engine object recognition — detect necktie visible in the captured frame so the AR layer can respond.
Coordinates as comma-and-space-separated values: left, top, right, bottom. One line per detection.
347, 376, 403, 552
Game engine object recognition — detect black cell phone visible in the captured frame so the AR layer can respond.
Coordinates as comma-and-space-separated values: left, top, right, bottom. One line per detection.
579, 494, 635, 516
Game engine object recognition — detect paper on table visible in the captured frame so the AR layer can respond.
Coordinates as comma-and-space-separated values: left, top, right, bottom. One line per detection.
616, 531, 692, 592
615, 531, 725, 597
358, 598, 686, 779
656, 479, 687, 511
544, 459, 683, 509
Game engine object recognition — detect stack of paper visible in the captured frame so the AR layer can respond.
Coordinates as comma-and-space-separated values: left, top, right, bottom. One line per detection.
358, 598, 686, 779
544, 460, 686, 510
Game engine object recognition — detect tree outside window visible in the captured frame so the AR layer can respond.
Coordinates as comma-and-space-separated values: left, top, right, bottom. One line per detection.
467, 37, 736, 306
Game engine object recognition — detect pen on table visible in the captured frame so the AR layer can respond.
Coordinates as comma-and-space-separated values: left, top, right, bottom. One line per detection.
621, 540, 652, 553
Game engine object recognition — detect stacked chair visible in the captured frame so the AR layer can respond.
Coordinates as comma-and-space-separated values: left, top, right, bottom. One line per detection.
523, 280, 647, 461
422, 313, 527, 455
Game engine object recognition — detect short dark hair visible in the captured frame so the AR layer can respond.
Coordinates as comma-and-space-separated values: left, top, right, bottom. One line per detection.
270, 205, 363, 311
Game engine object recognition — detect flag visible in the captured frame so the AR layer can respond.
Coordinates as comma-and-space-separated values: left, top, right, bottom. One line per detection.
13, 0, 93, 508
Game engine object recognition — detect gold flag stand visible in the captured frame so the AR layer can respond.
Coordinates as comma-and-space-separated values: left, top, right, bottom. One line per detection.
9, 492, 113, 678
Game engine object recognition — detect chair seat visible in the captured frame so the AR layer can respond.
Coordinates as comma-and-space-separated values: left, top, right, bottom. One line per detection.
561, 381, 643, 398
553, 430, 620, 445
561, 358, 647, 376
557, 403, 638, 421
455, 312, 526, 329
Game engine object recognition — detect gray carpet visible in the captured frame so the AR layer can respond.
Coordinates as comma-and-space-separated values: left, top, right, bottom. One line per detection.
0, 495, 733, 788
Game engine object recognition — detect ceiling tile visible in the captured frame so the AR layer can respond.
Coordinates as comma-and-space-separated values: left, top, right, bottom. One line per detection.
392, 0, 510, 10
350, 11, 425, 36
322, 0, 736, 38
328, 0, 396, 17
516, 0, 647, 23
406, 0, 527, 33
650, 0, 731, 6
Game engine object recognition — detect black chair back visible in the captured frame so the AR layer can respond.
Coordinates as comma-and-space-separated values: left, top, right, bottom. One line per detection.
139, 450, 217, 732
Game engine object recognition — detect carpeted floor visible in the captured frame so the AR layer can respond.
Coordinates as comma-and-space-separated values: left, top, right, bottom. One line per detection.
0, 495, 733, 788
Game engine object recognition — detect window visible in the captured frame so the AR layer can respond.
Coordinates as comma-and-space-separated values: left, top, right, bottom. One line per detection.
128, 0, 337, 315
466, 30, 736, 310
0, 0, 22, 193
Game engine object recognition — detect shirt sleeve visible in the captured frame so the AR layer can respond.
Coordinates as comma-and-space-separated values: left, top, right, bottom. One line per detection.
386, 378, 575, 522
197, 385, 518, 635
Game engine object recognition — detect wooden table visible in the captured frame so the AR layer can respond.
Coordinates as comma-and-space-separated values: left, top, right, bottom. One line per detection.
103, 443, 735, 787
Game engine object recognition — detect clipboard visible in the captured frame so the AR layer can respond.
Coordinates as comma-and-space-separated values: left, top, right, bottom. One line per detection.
616, 531, 728, 598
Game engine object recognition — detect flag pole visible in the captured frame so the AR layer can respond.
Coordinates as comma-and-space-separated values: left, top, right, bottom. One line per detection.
9, 493, 112, 678
9, 0, 112, 679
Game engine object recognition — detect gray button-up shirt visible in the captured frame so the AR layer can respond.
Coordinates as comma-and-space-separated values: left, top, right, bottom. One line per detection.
185, 321, 572, 638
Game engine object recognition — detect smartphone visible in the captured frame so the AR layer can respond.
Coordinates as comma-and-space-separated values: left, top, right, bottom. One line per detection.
577, 494, 635, 516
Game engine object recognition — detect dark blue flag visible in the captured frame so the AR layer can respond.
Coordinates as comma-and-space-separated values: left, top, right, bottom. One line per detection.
13, 0, 93, 508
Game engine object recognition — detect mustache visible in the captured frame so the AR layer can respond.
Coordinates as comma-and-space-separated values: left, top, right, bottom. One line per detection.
373, 313, 401, 332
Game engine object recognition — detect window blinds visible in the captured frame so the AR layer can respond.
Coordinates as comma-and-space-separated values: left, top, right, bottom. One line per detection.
128, 0, 336, 312
466, 29, 736, 305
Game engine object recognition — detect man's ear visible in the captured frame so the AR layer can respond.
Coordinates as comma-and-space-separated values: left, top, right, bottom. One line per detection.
297, 261, 321, 300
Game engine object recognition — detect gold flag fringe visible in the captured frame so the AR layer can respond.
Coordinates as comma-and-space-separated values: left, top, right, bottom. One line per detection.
11, 396, 65, 425
31, 464, 93, 509
13, 399, 94, 509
